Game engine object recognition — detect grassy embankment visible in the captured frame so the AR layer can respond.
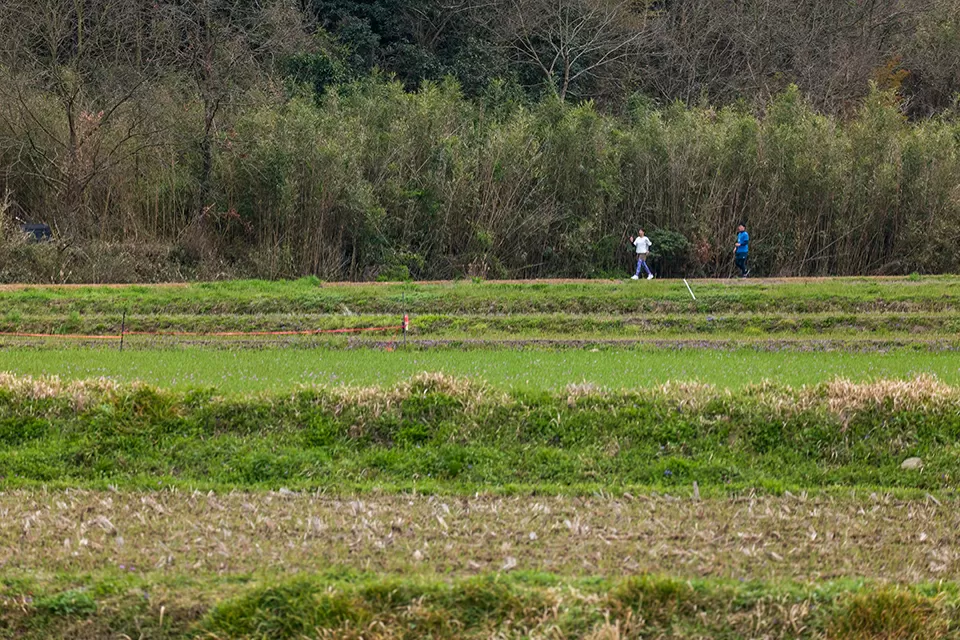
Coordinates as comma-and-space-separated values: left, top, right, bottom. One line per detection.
5, 569, 960, 640
1, 372, 957, 494
4, 276, 960, 314
2, 277, 960, 345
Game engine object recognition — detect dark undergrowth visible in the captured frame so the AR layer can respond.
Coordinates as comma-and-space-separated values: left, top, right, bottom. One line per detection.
2, 571, 958, 639
1, 373, 958, 494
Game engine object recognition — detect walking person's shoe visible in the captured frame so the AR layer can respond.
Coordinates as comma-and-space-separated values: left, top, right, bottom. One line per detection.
631, 275, 639, 280
647, 273, 654, 280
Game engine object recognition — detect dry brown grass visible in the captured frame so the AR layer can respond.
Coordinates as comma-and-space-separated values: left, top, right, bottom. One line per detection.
319, 371, 509, 415
0, 372, 126, 410
2, 491, 957, 583
3, 371, 960, 421
818, 375, 959, 413
828, 588, 953, 639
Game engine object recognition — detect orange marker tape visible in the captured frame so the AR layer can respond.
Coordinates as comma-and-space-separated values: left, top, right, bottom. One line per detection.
0, 325, 403, 340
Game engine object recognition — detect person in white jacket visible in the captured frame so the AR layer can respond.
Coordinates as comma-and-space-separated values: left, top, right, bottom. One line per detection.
629, 230, 654, 280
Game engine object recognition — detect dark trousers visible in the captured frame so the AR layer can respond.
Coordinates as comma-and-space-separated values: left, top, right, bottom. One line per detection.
735, 254, 748, 276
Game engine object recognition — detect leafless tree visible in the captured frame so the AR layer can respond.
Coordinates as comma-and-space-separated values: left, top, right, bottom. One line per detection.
0, 0, 171, 232
640, 0, 930, 114
903, 0, 960, 117
406, 0, 496, 51
158, 0, 306, 224
490, 0, 649, 100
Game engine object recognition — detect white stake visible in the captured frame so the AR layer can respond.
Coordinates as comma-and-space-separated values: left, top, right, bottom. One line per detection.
683, 279, 697, 301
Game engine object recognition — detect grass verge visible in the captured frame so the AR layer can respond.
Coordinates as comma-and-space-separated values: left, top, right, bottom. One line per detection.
3, 571, 958, 639
4, 276, 960, 316
10, 311, 960, 338
1, 373, 958, 493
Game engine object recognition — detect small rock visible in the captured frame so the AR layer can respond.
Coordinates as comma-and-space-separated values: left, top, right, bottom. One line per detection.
278, 487, 297, 497
901, 457, 923, 470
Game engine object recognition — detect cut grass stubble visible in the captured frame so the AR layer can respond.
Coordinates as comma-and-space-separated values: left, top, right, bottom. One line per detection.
2, 490, 956, 584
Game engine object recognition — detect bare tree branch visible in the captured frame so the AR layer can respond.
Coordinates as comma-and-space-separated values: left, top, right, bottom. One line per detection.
487, 0, 648, 100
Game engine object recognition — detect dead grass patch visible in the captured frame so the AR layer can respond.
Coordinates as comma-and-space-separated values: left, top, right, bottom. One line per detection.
2, 491, 958, 583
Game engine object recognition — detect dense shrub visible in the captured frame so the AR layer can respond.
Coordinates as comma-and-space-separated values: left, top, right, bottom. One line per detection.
205, 82, 960, 279
1, 73, 959, 280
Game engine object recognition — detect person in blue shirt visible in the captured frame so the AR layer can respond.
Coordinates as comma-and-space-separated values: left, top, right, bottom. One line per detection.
735, 224, 749, 277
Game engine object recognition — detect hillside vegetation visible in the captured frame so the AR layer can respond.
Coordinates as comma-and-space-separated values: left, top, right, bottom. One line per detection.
1, 1, 959, 282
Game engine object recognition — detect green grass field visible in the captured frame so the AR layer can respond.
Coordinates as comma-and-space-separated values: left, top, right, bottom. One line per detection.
3, 275, 960, 316
1, 347, 959, 392
3, 278, 960, 639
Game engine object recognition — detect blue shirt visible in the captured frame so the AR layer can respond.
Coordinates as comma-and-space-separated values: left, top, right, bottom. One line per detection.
736, 231, 749, 254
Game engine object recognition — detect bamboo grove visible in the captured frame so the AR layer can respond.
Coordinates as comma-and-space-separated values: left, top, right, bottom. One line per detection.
0, 0, 959, 281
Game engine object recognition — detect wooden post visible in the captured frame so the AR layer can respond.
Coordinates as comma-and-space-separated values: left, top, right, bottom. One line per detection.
119, 310, 126, 352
